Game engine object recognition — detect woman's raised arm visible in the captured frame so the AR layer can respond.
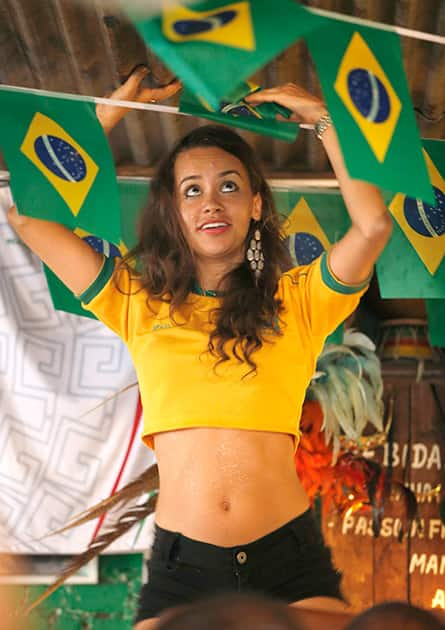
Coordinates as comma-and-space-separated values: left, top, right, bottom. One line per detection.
7, 206, 104, 296
246, 83, 392, 285
6, 67, 181, 297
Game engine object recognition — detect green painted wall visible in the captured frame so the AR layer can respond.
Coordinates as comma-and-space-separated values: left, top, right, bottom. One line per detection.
5, 554, 144, 629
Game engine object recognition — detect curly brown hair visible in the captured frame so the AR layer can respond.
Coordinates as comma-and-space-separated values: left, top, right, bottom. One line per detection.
121, 124, 292, 374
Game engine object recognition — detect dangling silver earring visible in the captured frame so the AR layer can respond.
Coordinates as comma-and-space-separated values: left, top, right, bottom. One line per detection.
246, 222, 265, 283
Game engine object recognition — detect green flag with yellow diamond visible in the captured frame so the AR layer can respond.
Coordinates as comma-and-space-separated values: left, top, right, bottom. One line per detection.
284, 191, 350, 267
272, 187, 290, 221
377, 140, 445, 298
129, 0, 319, 110
284, 191, 352, 344
0, 86, 121, 244
388, 140, 445, 275
426, 300, 445, 348
44, 179, 150, 319
179, 82, 299, 142
306, 20, 433, 204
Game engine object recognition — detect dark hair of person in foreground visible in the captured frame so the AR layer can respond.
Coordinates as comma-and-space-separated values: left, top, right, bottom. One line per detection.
346, 601, 445, 630
155, 592, 304, 630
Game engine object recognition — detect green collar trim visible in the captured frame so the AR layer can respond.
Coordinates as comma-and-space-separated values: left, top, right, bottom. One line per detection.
191, 281, 225, 297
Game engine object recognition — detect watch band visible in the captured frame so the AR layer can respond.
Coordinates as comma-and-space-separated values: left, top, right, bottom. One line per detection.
314, 113, 332, 139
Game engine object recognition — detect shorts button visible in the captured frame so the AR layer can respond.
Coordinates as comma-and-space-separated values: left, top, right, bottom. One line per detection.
236, 551, 247, 564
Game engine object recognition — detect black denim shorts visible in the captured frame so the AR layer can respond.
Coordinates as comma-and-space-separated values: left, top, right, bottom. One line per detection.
134, 508, 343, 623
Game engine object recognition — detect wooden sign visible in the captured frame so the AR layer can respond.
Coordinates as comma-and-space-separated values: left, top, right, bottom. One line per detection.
322, 362, 444, 613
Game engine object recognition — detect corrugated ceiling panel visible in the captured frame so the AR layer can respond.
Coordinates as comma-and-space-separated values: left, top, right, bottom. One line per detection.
0, 0, 443, 175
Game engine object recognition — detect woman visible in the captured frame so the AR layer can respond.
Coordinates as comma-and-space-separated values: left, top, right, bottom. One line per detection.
8, 69, 392, 628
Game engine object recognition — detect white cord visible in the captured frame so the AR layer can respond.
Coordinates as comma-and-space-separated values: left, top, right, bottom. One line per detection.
307, 7, 445, 46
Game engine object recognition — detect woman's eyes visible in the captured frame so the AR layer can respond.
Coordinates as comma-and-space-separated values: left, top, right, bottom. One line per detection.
184, 185, 201, 197
220, 180, 238, 193
184, 180, 239, 198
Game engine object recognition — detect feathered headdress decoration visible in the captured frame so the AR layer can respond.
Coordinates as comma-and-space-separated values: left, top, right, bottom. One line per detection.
24, 464, 159, 615
295, 399, 421, 538
308, 330, 385, 461
296, 332, 426, 536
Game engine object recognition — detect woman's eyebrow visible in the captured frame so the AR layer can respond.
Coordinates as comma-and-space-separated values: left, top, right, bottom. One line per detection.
179, 169, 242, 186
219, 170, 242, 178
179, 174, 201, 186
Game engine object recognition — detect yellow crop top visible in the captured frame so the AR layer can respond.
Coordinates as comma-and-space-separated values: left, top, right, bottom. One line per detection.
78, 253, 368, 450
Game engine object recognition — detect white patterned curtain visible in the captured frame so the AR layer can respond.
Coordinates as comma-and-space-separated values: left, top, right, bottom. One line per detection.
0, 186, 155, 554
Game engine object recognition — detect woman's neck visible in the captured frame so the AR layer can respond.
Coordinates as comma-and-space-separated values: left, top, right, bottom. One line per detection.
195, 260, 233, 293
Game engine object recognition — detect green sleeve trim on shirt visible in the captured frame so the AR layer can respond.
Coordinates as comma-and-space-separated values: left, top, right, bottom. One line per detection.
78, 256, 116, 304
320, 252, 370, 295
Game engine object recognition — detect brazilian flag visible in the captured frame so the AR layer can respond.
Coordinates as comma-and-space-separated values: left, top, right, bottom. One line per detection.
285, 194, 331, 267
377, 140, 445, 298
284, 191, 351, 344
306, 19, 434, 204
0, 86, 121, 244
272, 187, 290, 220
128, 0, 319, 110
284, 191, 350, 267
179, 82, 299, 142
44, 179, 150, 319
426, 299, 445, 348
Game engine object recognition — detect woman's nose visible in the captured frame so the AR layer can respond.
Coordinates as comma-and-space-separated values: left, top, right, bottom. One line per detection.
202, 191, 222, 213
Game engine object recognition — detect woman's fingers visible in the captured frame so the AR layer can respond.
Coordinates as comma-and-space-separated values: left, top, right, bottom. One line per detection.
115, 65, 150, 100
7, 204, 28, 227
96, 66, 150, 131
137, 79, 182, 103
99, 66, 151, 109
96, 67, 181, 133
276, 113, 299, 123
245, 83, 326, 124
245, 84, 303, 116
245, 86, 282, 104
7, 204, 18, 221
245, 83, 316, 105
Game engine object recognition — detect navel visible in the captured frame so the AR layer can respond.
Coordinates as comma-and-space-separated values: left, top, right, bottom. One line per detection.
220, 498, 231, 512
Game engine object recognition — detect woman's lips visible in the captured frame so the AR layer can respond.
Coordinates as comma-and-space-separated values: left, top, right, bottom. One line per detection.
199, 222, 230, 235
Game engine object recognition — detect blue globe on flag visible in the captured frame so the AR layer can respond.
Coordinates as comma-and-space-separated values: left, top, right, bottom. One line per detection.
347, 68, 391, 123
34, 135, 87, 182
173, 10, 237, 36
403, 186, 445, 237
82, 235, 122, 258
219, 102, 256, 117
293, 232, 325, 265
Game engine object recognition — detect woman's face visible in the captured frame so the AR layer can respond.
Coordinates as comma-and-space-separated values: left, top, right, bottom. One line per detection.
174, 146, 262, 269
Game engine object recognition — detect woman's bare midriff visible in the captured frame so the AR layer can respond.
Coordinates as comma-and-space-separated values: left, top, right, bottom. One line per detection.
154, 427, 310, 546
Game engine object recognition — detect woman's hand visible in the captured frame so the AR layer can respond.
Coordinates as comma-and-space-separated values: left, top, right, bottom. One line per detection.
244, 83, 327, 125
96, 66, 181, 134
7, 204, 28, 227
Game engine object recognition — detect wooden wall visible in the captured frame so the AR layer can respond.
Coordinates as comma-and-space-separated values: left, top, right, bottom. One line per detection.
322, 361, 445, 613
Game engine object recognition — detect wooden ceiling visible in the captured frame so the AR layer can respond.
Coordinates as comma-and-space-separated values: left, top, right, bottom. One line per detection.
1, 0, 444, 180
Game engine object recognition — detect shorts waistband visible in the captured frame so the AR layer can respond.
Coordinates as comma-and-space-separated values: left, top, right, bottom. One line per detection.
152, 508, 318, 570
